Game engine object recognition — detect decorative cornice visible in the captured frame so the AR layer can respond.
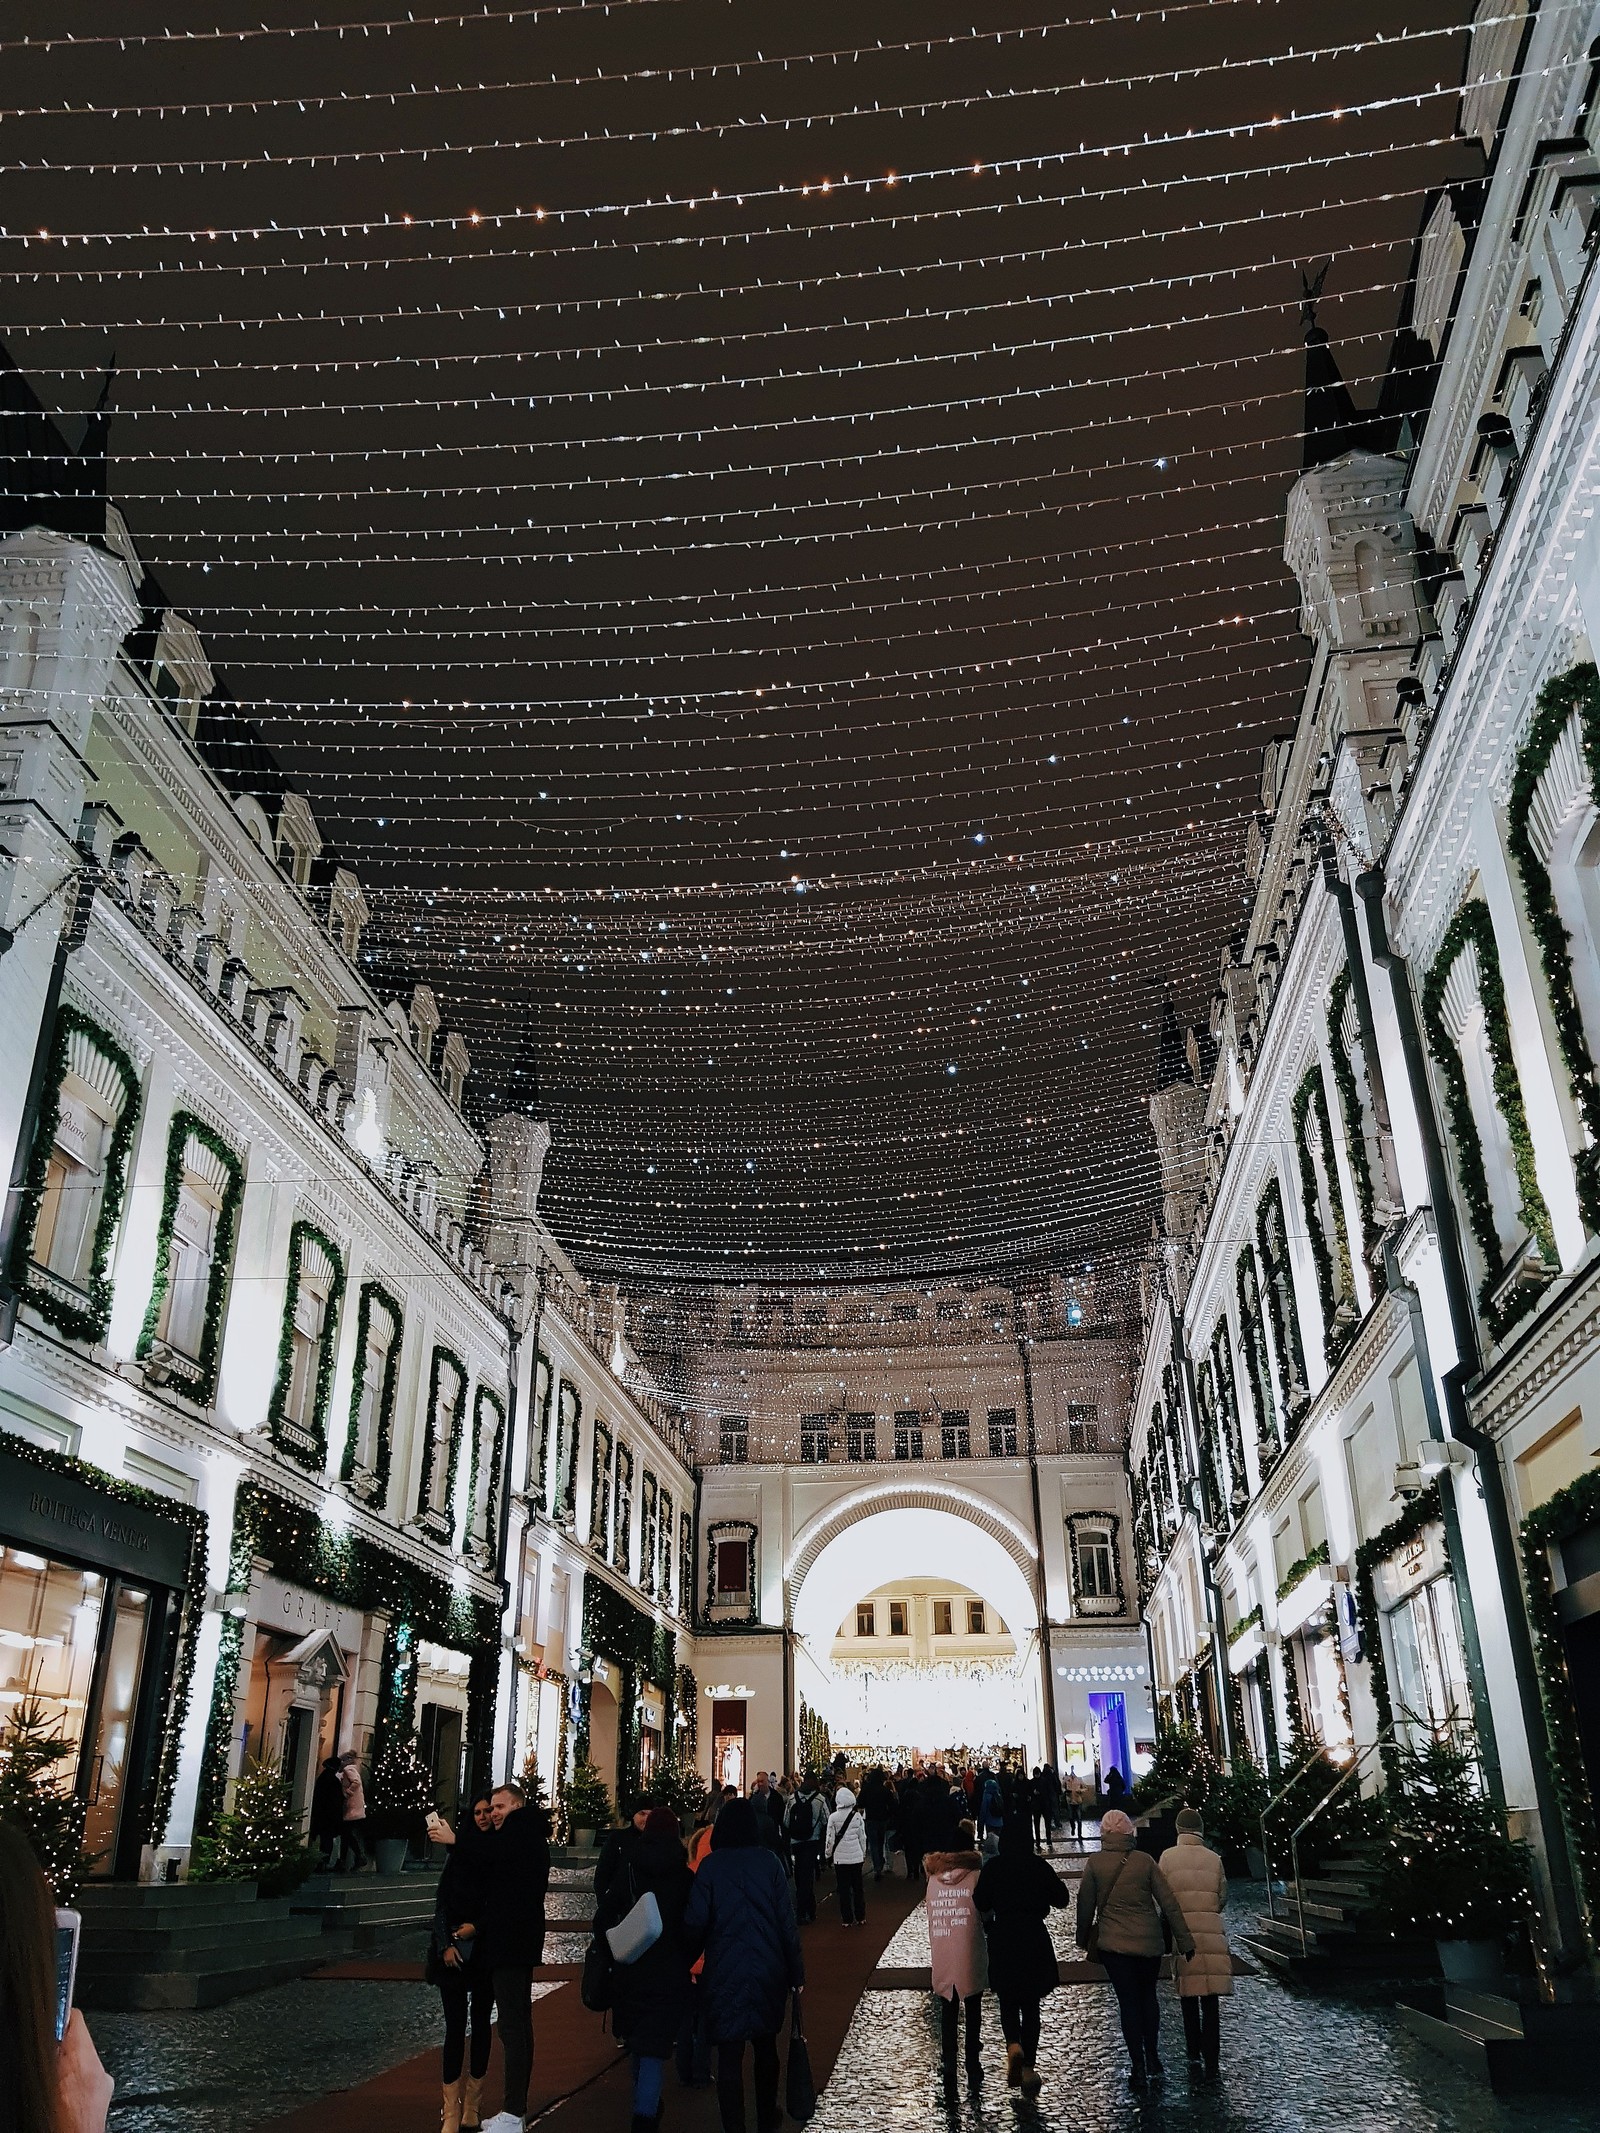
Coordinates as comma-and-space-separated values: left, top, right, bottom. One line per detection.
1469, 1247, 1600, 1439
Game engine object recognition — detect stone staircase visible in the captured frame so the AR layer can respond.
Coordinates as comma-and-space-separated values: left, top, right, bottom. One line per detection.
75, 1881, 343, 2010
1397, 1985, 1600, 2093
1240, 1842, 1439, 1991
290, 1868, 438, 1952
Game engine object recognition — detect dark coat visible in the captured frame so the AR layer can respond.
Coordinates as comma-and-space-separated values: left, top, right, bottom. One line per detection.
481, 1807, 551, 1969
683, 1843, 804, 2043
431, 1826, 496, 1973
974, 1850, 1072, 2002
595, 1823, 644, 1914
309, 1766, 345, 1840
603, 1832, 695, 2060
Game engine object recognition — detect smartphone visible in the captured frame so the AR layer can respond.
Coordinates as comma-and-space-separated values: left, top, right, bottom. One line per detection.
54, 1909, 80, 2043
425, 1811, 445, 1837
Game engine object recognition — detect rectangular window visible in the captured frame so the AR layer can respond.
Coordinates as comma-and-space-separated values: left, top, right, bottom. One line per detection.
284, 1276, 329, 1431
894, 1410, 924, 1460
157, 1171, 224, 1358
987, 1407, 1019, 1457
613, 1445, 634, 1574
425, 1357, 465, 1518
856, 1602, 876, 1637
846, 1412, 877, 1461
892, 1302, 919, 1321
658, 1490, 674, 1608
1066, 1403, 1100, 1453
519, 1544, 541, 1652
800, 1414, 831, 1463
34, 1088, 111, 1288
719, 1414, 749, 1464
1075, 1523, 1116, 1600
967, 1600, 986, 1635
941, 1409, 972, 1459
716, 1538, 748, 1595
936, 1299, 965, 1321
888, 1600, 908, 1636
351, 1297, 397, 1474
933, 1599, 954, 1637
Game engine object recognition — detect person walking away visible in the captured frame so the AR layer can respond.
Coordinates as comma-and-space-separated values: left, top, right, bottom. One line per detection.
0, 1821, 116, 2133
430, 1791, 497, 2132
785, 1775, 826, 1924
825, 1782, 868, 1926
310, 1754, 345, 1869
603, 1808, 695, 2133
338, 1750, 371, 1871
677, 1797, 719, 2090
973, 1819, 1071, 2100
684, 1798, 806, 2133
479, 1779, 551, 2133
1076, 1807, 1193, 2089
1029, 1768, 1052, 1849
859, 1766, 892, 1881
900, 1770, 930, 1883
1160, 1806, 1230, 2076
1064, 1773, 1086, 1847
925, 1819, 988, 2093
1102, 1766, 1128, 1811
976, 1768, 1005, 1855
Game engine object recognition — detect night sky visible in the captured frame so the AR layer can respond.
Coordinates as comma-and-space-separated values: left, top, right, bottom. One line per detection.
1, 0, 1479, 1283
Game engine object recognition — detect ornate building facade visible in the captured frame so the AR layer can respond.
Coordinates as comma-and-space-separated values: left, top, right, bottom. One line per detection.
1129, 0, 1600, 1964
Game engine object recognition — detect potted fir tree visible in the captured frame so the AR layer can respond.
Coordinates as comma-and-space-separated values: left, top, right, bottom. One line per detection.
562, 1759, 612, 1848
1378, 1738, 1529, 1985
366, 1731, 434, 1873
190, 1756, 318, 1896
0, 1696, 89, 1903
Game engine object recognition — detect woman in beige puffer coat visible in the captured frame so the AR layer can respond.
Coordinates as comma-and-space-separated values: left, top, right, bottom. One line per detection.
1159, 1806, 1230, 2075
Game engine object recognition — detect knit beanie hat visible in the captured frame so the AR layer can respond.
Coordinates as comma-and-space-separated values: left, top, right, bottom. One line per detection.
1176, 1806, 1204, 1833
1100, 1808, 1136, 1838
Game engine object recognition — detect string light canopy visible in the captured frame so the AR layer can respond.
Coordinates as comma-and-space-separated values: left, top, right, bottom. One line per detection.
0, 0, 1483, 1284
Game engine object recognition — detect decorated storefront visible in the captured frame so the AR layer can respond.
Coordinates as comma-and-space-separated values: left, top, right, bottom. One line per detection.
576, 1570, 687, 1802
0, 1430, 206, 1879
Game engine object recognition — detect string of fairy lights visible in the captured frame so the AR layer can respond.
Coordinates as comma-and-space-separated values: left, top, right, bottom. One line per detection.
1, 0, 1491, 1277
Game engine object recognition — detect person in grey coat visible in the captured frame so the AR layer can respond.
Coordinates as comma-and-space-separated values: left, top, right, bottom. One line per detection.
683, 1797, 805, 2133
1076, 1808, 1194, 2087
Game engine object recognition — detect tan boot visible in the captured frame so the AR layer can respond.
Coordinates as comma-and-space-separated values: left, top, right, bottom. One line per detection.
442, 2076, 465, 2133
461, 2073, 484, 2130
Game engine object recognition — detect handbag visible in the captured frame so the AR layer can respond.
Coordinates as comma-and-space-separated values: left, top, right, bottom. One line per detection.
580, 1933, 615, 2012
1083, 1852, 1132, 1960
606, 1888, 663, 1965
785, 1991, 816, 2123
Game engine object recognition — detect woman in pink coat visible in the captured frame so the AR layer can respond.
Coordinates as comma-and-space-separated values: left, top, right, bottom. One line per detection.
925, 1822, 988, 2091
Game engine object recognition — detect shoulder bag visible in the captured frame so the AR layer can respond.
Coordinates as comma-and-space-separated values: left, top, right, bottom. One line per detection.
785, 1990, 817, 2123
1082, 1852, 1132, 1960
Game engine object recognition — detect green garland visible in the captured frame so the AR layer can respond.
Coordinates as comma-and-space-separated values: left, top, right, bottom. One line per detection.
1354, 1485, 1441, 1786
1226, 1604, 1263, 1647
8, 1006, 141, 1344
266, 1220, 346, 1469
581, 1572, 681, 1802
640, 1471, 658, 1598
613, 1441, 634, 1574
1255, 1175, 1308, 1433
1236, 1245, 1279, 1466
135, 1110, 245, 1403
1505, 660, 1600, 1229
466, 1385, 506, 1558
529, 1349, 553, 1510
1326, 968, 1386, 1271
1520, 1466, 1600, 1943
415, 1344, 468, 1533
590, 1417, 613, 1550
553, 1380, 580, 1526
1421, 900, 1557, 1342
194, 1476, 500, 1835
339, 1279, 404, 1502
1291, 1064, 1355, 1367
678, 1509, 694, 1625
0, 1427, 207, 1848
1275, 1537, 1330, 1604
1209, 1320, 1248, 1508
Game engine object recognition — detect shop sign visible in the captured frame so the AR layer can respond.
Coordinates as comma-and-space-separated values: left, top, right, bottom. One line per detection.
1372, 1522, 1448, 1612
249, 1572, 362, 1651
0, 1441, 190, 1586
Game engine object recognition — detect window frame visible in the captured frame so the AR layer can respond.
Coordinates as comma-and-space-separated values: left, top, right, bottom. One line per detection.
268, 1220, 346, 1467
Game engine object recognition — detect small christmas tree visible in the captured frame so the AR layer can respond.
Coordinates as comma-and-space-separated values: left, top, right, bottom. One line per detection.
191, 1755, 316, 1896
646, 1749, 709, 1828
367, 1729, 433, 1841
562, 1758, 611, 1835
0, 1695, 88, 1904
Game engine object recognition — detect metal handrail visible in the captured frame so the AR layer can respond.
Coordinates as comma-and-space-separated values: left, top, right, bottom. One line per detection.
1273, 1728, 1396, 1954
1259, 1741, 1335, 1921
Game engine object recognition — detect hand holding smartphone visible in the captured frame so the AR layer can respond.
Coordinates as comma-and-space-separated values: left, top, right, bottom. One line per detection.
54, 1909, 80, 2043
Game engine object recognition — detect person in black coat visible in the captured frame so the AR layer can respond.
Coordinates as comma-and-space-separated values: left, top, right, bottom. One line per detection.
974, 1819, 1072, 2100
683, 1797, 805, 2133
600, 1808, 696, 2133
431, 1791, 496, 2132
309, 1755, 345, 1869
481, 1781, 551, 2128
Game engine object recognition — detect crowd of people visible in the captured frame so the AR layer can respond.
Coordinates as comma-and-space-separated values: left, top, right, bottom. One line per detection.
416, 1752, 1230, 2133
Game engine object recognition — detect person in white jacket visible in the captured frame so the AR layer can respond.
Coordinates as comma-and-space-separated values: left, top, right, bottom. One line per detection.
1160, 1807, 1231, 2076
825, 1784, 870, 1926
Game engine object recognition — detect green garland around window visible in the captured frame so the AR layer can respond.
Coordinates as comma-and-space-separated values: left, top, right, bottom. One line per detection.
339, 1279, 403, 1503
415, 1345, 468, 1532
194, 1475, 500, 1835
581, 1571, 682, 1802
10, 1006, 142, 1345
1506, 661, 1600, 1231
1236, 1246, 1279, 1469
1227, 1604, 1263, 1648
1520, 1466, 1600, 1943
590, 1418, 613, 1551
0, 1427, 207, 1848
1326, 968, 1385, 1271
640, 1470, 658, 1598
1292, 1064, 1356, 1368
135, 1111, 245, 1404
678, 1509, 694, 1626
1353, 1485, 1441, 1786
465, 1385, 506, 1557
267, 1220, 346, 1469
1274, 1537, 1330, 1604
1421, 901, 1557, 1343
1255, 1174, 1308, 1432
613, 1441, 634, 1575
528, 1349, 553, 1510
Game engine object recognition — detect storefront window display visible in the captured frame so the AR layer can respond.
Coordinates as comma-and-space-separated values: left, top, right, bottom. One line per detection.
1374, 1521, 1472, 1746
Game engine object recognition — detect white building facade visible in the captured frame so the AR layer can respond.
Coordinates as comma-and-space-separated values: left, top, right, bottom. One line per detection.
1129, 0, 1600, 1966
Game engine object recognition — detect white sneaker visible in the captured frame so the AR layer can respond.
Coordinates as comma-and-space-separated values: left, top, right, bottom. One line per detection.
480, 2116, 524, 2133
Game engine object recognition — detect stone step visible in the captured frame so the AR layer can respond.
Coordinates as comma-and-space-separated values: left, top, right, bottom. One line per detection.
79, 1944, 335, 2012
1397, 1989, 1600, 2093
76, 1884, 337, 2009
